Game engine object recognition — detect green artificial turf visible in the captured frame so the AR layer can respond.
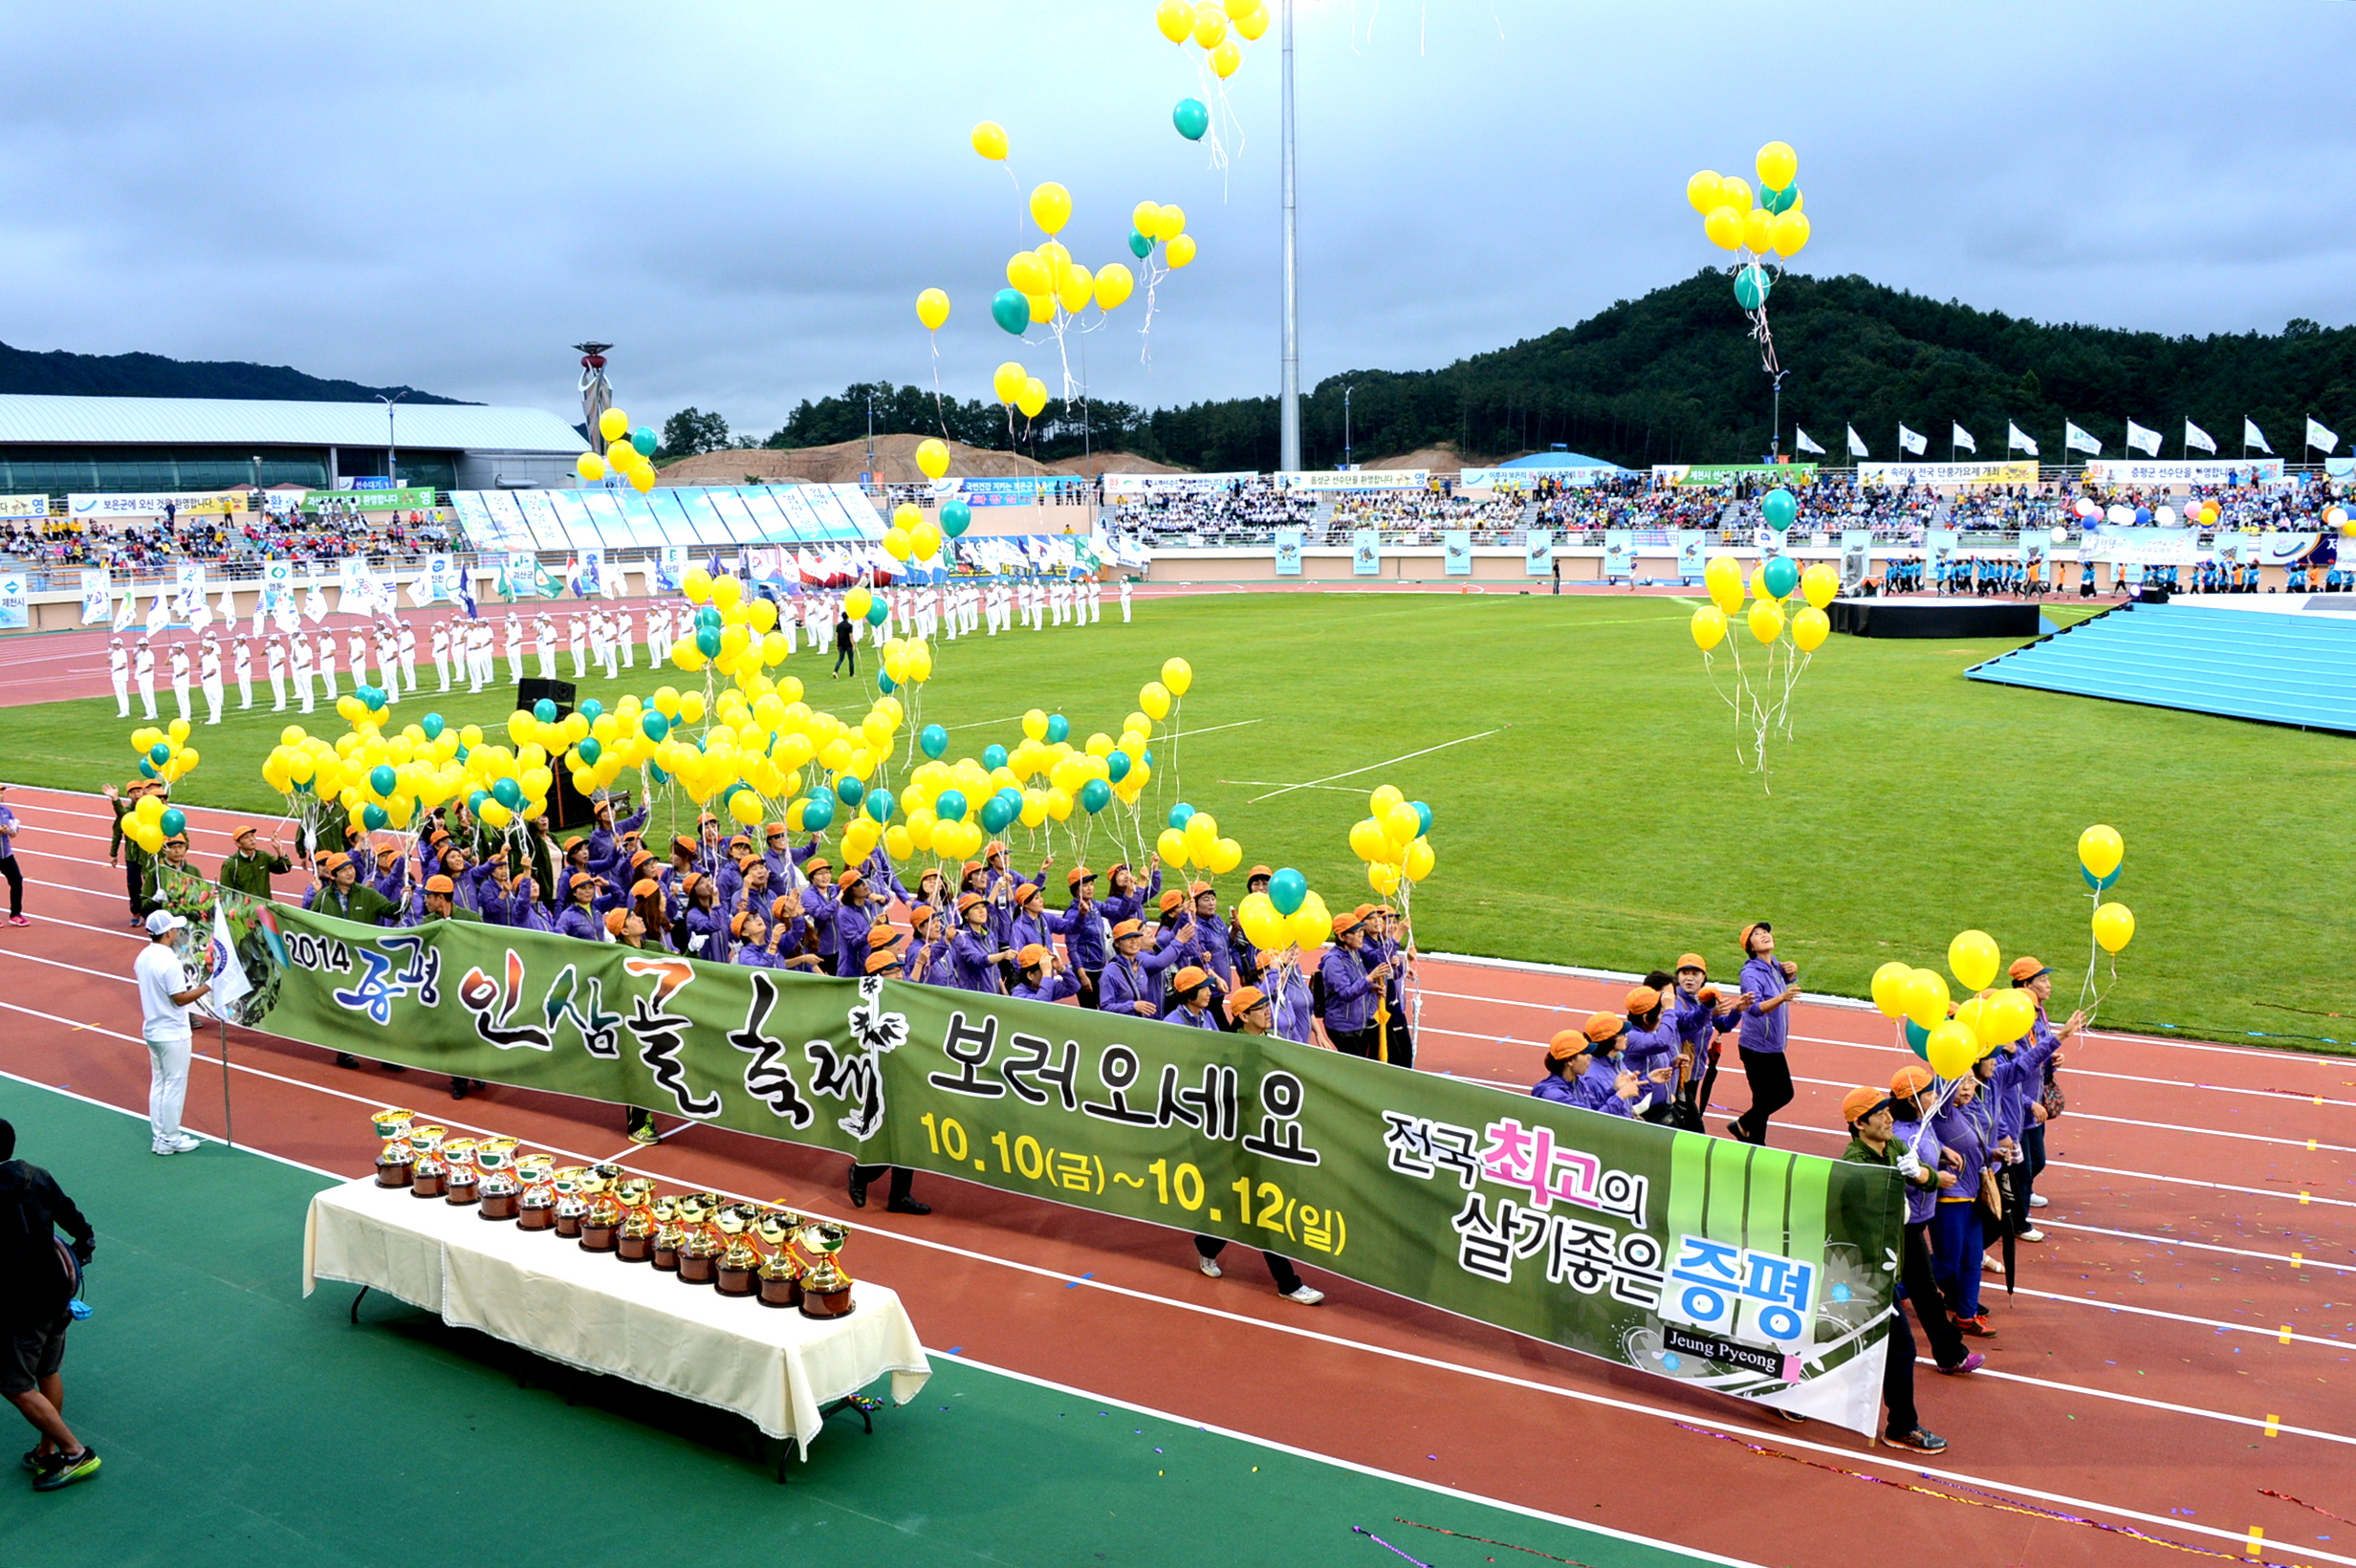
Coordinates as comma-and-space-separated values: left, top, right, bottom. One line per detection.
0, 1077, 1716, 1568
5, 593, 2347, 1049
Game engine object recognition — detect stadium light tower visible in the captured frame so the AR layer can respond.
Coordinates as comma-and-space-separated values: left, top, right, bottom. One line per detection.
575, 343, 614, 448
1277, 0, 1300, 473
375, 390, 406, 486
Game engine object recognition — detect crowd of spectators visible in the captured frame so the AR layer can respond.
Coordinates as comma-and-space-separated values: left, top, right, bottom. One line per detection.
0, 503, 451, 577
1103, 478, 1320, 544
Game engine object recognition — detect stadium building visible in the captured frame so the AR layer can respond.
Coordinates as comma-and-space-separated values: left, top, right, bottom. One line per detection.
0, 393, 587, 496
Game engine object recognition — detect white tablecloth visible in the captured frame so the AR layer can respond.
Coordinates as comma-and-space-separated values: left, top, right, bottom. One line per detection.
303, 1178, 929, 1448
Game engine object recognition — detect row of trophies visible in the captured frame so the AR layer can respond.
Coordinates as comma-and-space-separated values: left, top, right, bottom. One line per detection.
370, 1108, 855, 1318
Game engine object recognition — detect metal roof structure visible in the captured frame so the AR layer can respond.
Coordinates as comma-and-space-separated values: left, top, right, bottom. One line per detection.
1495, 448, 1623, 470
0, 394, 586, 453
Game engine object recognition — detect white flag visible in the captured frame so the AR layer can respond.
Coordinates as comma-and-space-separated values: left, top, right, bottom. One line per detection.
2306, 416, 2340, 454
143, 594, 169, 632
1951, 423, 1977, 453
2065, 422, 2101, 456
2006, 422, 2039, 456
2243, 417, 2273, 455
112, 593, 137, 632
2125, 420, 2163, 456
216, 585, 237, 622
301, 585, 329, 624
1846, 425, 1868, 458
202, 901, 250, 1022
2183, 419, 2216, 455
1793, 426, 1825, 455
1897, 424, 1928, 455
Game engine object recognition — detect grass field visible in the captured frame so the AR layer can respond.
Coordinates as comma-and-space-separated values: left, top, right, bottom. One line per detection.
6, 592, 2348, 1049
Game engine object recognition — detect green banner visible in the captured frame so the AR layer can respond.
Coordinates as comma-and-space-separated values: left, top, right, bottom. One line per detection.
303, 487, 439, 512
257, 904, 1902, 1432
1651, 464, 1821, 487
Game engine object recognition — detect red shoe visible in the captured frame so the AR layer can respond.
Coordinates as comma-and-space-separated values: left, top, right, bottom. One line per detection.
6, 916, 27, 927
1955, 1314, 1996, 1337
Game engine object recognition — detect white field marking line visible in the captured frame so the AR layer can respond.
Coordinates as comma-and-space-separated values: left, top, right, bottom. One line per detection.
1410, 1025, 2356, 1158
1160, 716, 1263, 740
1908, 1356, 2356, 1448
1999, 1286, 2356, 1351
1242, 729, 1505, 804
1214, 781, 1369, 794
938, 713, 1032, 731
2039, 1218, 2355, 1275
929, 1350, 1773, 1568
7, 1013, 2346, 1561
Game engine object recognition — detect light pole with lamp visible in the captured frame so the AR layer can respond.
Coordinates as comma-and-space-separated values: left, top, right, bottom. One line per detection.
376, 391, 407, 488
1342, 383, 1354, 470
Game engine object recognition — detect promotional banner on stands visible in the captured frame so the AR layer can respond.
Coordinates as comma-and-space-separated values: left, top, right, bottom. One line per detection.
0, 570, 24, 630
1273, 529, 1303, 577
1524, 530, 1554, 577
79, 568, 113, 624
2081, 459, 2285, 487
1602, 530, 1636, 579
1352, 529, 1382, 577
1443, 531, 1472, 576
1675, 531, 1709, 581
245, 904, 1907, 1434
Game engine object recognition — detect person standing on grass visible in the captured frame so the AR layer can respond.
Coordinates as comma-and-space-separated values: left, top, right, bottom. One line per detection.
0, 1119, 101, 1492
1193, 988, 1325, 1305
832, 605, 856, 678
0, 784, 25, 927
1726, 922, 1799, 1145
1838, 1086, 1954, 1456
134, 910, 207, 1156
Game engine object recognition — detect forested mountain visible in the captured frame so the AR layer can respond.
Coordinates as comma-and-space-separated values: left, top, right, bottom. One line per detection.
0, 340, 469, 404
768, 271, 2356, 471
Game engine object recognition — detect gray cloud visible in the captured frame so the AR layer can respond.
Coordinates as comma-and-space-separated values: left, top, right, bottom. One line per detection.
2, 1, 2346, 437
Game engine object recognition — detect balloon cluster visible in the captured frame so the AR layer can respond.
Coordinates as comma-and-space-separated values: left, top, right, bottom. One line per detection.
894, 704, 1155, 866
576, 406, 660, 494
118, 790, 185, 857
1870, 942, 2040, 1082
2325, 503, 2355, 537
1344, 784, 1437, 899
1688, 537, 1839, 787
1234, 868, 1333, 957
669, 570, 795, 678
1685, 141, 1814, 384
1154, 801, 1239, 876
2077, 824, 2134, 958
128, 719, 200, 787
1153, 0, 1266, 168
263, 712, 490, 833
985, 184, 1140, 338
883, 502, 945, 566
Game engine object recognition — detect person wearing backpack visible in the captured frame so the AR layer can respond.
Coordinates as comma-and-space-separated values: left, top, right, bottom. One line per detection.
0, 1119, 100, 1491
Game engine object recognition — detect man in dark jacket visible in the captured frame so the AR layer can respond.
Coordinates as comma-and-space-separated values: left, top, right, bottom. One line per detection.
0, 1119, 101, 1490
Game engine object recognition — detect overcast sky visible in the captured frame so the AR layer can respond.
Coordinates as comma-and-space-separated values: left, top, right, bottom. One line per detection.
6, 1, 2350, 437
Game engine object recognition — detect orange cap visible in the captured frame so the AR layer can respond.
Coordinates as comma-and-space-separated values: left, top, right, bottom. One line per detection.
1187, 880, 1213, 898
1066, 865, 1096, 888
863, 947, 900, 974
1172, 965, 1210, 995
1739, 922, 1771, 954
868, 925, 902, 948
603, 908, 630, 935
1226, 986, 1267, 1019
2008, 956, 2048, 985
1625, 986, 1661, 1015
1890, 1064, 1934, 1098
631, 878, 659, 900
1158, 890, 1185, 914
423, 874, 455, 895
1247, 865, 1272, 882
1329, 910, 1363, 936
731, 911, 757, 938
765, 821, 788, 838
1547, 1029, 1589, 1061
1018, 943, 1050, 969
955, 891, 987, 914
1111, 918, 1144, 940
1675, 952, 1708, 974
322, 852, 351, 873
1842, 1085, 1891, 1123
1582, 1012, 1625, 1044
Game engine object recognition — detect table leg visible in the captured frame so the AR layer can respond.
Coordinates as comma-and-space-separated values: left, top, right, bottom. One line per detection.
348, 1285, 370, 1324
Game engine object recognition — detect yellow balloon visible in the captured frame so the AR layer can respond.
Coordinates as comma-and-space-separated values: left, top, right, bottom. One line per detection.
1925, 1022, 1978, 1081
1191, 1, 1227, 48
1007, 250, 1050, 295
1947, 929, 2000, 993
1801, 561, 1840, 609
891, 502, 922, 534
1093, 263, 1135, 310
910, 522, 941, 561
1690, 604, 1727, 651
599, 407, 629, 443
1132, 200, 1162, 234
1156, 827, 1189, 867
1368, 784, 1404, 817
993, 361, 1026, 405
1686, 169, 1724, 213
576, 452, 606, 482
1367, 861, 1402, 897
1703, 555, 1744, 612
971, 120, 1008, 161
845, 586, 872, 620
2092, 902, 2135, 954
1983, 989, 2036, 1047
1161, 657, 1192, 696
1755, 141, 1798, 192
1287, 902, 1331, 951
1703, 206, 1743, 250
1402, 838, 1435, 882
1771, 210, 1811, 258
1152, 204, 1187, 242
1210, 37, 1242, 76
916, 288, 950, 331
1017, 378, 1049, 419
1901, 968, 1951, 1032
1791, 606, 1829, 653
1154, 0, 1191, 42
1746, 599, 1784, 644
729, 789, 764, 826
629, 467, 654, 494
1025, 291, 1055, 325
1234, 3, 1268, 39
916, 438, 950, 479
1748, 563, 1774, 601
2079, 824, 2123, 880
1717, 176, 1753, 213
1058, 262, 1094, 314
1869, 961, 1911, 1018
1140, 682, 1171, 721
1740, 207, 1774, 253
883, 529, 913, 562
1166, 233, 1197, 269
1029, 182, 1071, 235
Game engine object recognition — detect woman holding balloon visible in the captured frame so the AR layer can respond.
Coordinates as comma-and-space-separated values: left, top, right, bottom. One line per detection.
1726, 922, 1800, 1144
1994, 957, 2078, 1242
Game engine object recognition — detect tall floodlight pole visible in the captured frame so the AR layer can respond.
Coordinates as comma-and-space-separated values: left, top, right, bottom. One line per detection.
1278, 0, 1300, 473
376, 391, 407, 486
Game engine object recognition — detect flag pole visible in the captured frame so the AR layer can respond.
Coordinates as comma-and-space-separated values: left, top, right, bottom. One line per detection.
218, 1011, 235, 1151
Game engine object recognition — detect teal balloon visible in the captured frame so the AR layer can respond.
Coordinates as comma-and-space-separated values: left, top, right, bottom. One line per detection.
836, 775, 864, 809
1080, 778, 1111, 815
864, 599, 888, 627
363, 686, 386, 711
467, 789, 489, 816
646, 763, 669, 787
982, 744, 1008, 770
2082, 865, 2119, 892
695, 627, 721, 657
1172, 98, 1210, 141
1733, 264, 1772, 312
1763, 555, 1800, 599
1904, 1018, 1931, 1059
148, 742, 171, 765
1410, 800, 1433, 836
697, 606, 723, 629
533, 698, 557, 723
1168, 802, 1194, 831
979, 796, 1014, 834
864, 788, 895, 824
579, 698, 602, 721
991, 287, 1030, 336
1761, 487, 1799, 531
935, 789, 968, 823
491, 777, 522, 809
421, 712, 445, 740
632, 426, 657, 457
362, 804, 387, 831
1128, 228, 1152, 259
1760, 184, 1797, 215
138, 759, 159, 779
1267, 867, 1307, 916
369, 764, 396, 796
1105, 750, 1130, 782
1044, 714, 1069, 744
641, 711, 669, 741
159, 808, 186, 838
877, 671, 896, 694
578, 737, 601, 766
800, 794, 835, 832
941, 501, 972, 537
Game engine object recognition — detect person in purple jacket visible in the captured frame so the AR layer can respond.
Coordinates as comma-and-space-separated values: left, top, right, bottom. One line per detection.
1531, 1031, 1589, 1105
731, 908, 787, 968
1098, 920, 1176, 1016
903, 906, 956, 987
1931, 1067, 1998, 1335
1995, 955, 2079, 1244
1667, 954, 1749, 1120
830, 871, 875, 977
1011, 943, 1079, 1004
585, 794, 647, 871
1564, 1015, 1643, 1116
1257, 948, 1315, 1044
1099, 857, 1161, 928
949, 892, 1013, 993
479, 860, 550, 930
1166, 966, 1223, 1031
554, 875, 610, 942
1888, 1065, 1974, 1373
1726, 922, 1800, 1145
672, 873, 731, 960
1317, 911, 1389, 1057
1191, 987, 1325, 1306
1616, 985, 1685, 1122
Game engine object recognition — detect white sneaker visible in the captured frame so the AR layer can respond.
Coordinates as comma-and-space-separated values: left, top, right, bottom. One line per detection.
1983, 1255, 2004, 1274
1197, 1255, 1222, 1278
152, 1136, 199, 1156
2018, 1228, 2044, 1243
1281, 1286, 1325, 1306
2029, 1194, 2048, 1209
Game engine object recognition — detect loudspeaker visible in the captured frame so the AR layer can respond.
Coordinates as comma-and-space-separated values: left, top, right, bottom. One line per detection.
515, 678, 598, 831
2136, 586, 2171, 605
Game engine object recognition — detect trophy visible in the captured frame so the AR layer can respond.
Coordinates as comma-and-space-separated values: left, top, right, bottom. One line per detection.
407, 1124, 449, 1198
713, 1203, 764, 1297
630, 1192, 676, 1267
515, 1155, 557, 1230
550, 1166, 591, 1237
440, 1137, 481, 1206
795, 1218, 855, 1318
475, 1138, 521, 1220
578, 1167, 622, 1252
754, 1209, 805, 1309
372, 1108, 415, 1187
675, 1193, 721, 1286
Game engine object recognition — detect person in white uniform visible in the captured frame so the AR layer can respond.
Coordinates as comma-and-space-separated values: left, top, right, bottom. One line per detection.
1121, 578, 1133, 622
266, 635, 288, 710
504, 613, 525, 684
430, 621, 450, 691
346, 627, 368, 691
232, 636, 253, 708
292, 633, 316, 712
198, 636, 223, 725
534, 613, 556, 679
398, 621, 418, 692
134, 910, 207, 1155
109, 639, 130, 718
567, 614, 587, 679
315, 631, 338, 699
617, 605, 637, 668
167, 642, 192, 722
135, 639, 158, 718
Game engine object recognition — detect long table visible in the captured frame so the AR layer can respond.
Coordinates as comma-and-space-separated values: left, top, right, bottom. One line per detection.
303, 1178, 929, 1463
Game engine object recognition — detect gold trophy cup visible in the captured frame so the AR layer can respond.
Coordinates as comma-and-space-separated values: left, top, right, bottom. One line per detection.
515, 1154, 557, 1230
475, 1138, 521, 1220
440, 1137, 481, 1206
795, 1219, 855, 1318
754, 1209, 805, 1309
407, 1124, 449, 1199
372, 1108, 416, 1187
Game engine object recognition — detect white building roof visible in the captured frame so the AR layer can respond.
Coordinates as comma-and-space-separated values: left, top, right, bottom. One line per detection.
0, 393, 587, 453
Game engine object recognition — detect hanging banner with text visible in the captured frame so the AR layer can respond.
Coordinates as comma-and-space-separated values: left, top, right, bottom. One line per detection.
250, 904, 1905, 1432
1273, 529, 1303, 577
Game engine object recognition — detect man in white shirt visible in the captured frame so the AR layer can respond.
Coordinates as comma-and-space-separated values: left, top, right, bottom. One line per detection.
1089, 581, 1102, 623
534, 613, 556, 679
595, 608, 620, 679
1121, 577, 1133, 622
567, 615, 588, 679
266, 635, 289, 710
134, 910, 207, 1155
430, 621, 450, 691
292, 633, 316, 712
231, 636, 252, 708
168, 643, 192, 722
346, 627, 369, 691
315, 631, 338, 700
398, 621, 418, 692
198, 636, 224, 725
134, 640, 158, 718
472, 621, 494, 691
504, 613, 525, 684
108, 639, 130, 718
617, 606, 637, 668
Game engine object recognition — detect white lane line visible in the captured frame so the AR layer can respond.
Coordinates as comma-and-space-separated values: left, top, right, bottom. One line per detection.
2039, 1218, 2354, 1274
2000, 1286, 2356, 1351
1243, 729, 1505, 803
1912, 1357, 2356, 1448
5, 1010, 2348, 1562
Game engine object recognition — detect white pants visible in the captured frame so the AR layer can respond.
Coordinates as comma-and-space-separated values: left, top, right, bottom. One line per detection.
508, 651, 524, 682
172, 681, 190, 720
319, 666, 338, 698
435, 657, 450, 691
271, 675, 287, 710
236, 676, 252, 708
202, 678, 223, 724
571, 647, 586, 678
114, 675, 130, 718
145, 1030, 191, 1145
297, 673, 316, 712
537, 647, 556, 679
621, 634, 635, 669
600, 648, 619, 680
138, 676, 157, 718
401, 655, 418, 691
1122, 598, 1132, 622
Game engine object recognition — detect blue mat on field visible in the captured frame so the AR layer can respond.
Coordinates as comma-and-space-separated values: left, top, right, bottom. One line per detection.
1964, 602, 2356, 732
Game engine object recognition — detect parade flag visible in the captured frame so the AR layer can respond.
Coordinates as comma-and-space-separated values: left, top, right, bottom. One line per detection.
1845, 425, 1868, 458
1896, 425, 1927, 455
1792, 427, 1824, 456
2183, 419, 2216, 455
2064, 422, 2101, 456
2243, 418, 2273, 455
201, 902, 250, 1022
1950, 423, 1976, 453
2125, 421, 2163, 456
2306, 416, 2340, 454
2006, 422, 2039, 456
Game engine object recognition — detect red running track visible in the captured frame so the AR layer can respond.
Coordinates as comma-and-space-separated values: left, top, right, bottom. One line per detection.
0, 780, 2349, 1568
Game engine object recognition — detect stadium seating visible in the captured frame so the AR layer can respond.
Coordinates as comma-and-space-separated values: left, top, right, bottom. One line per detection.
1965, 602, 2356, 732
